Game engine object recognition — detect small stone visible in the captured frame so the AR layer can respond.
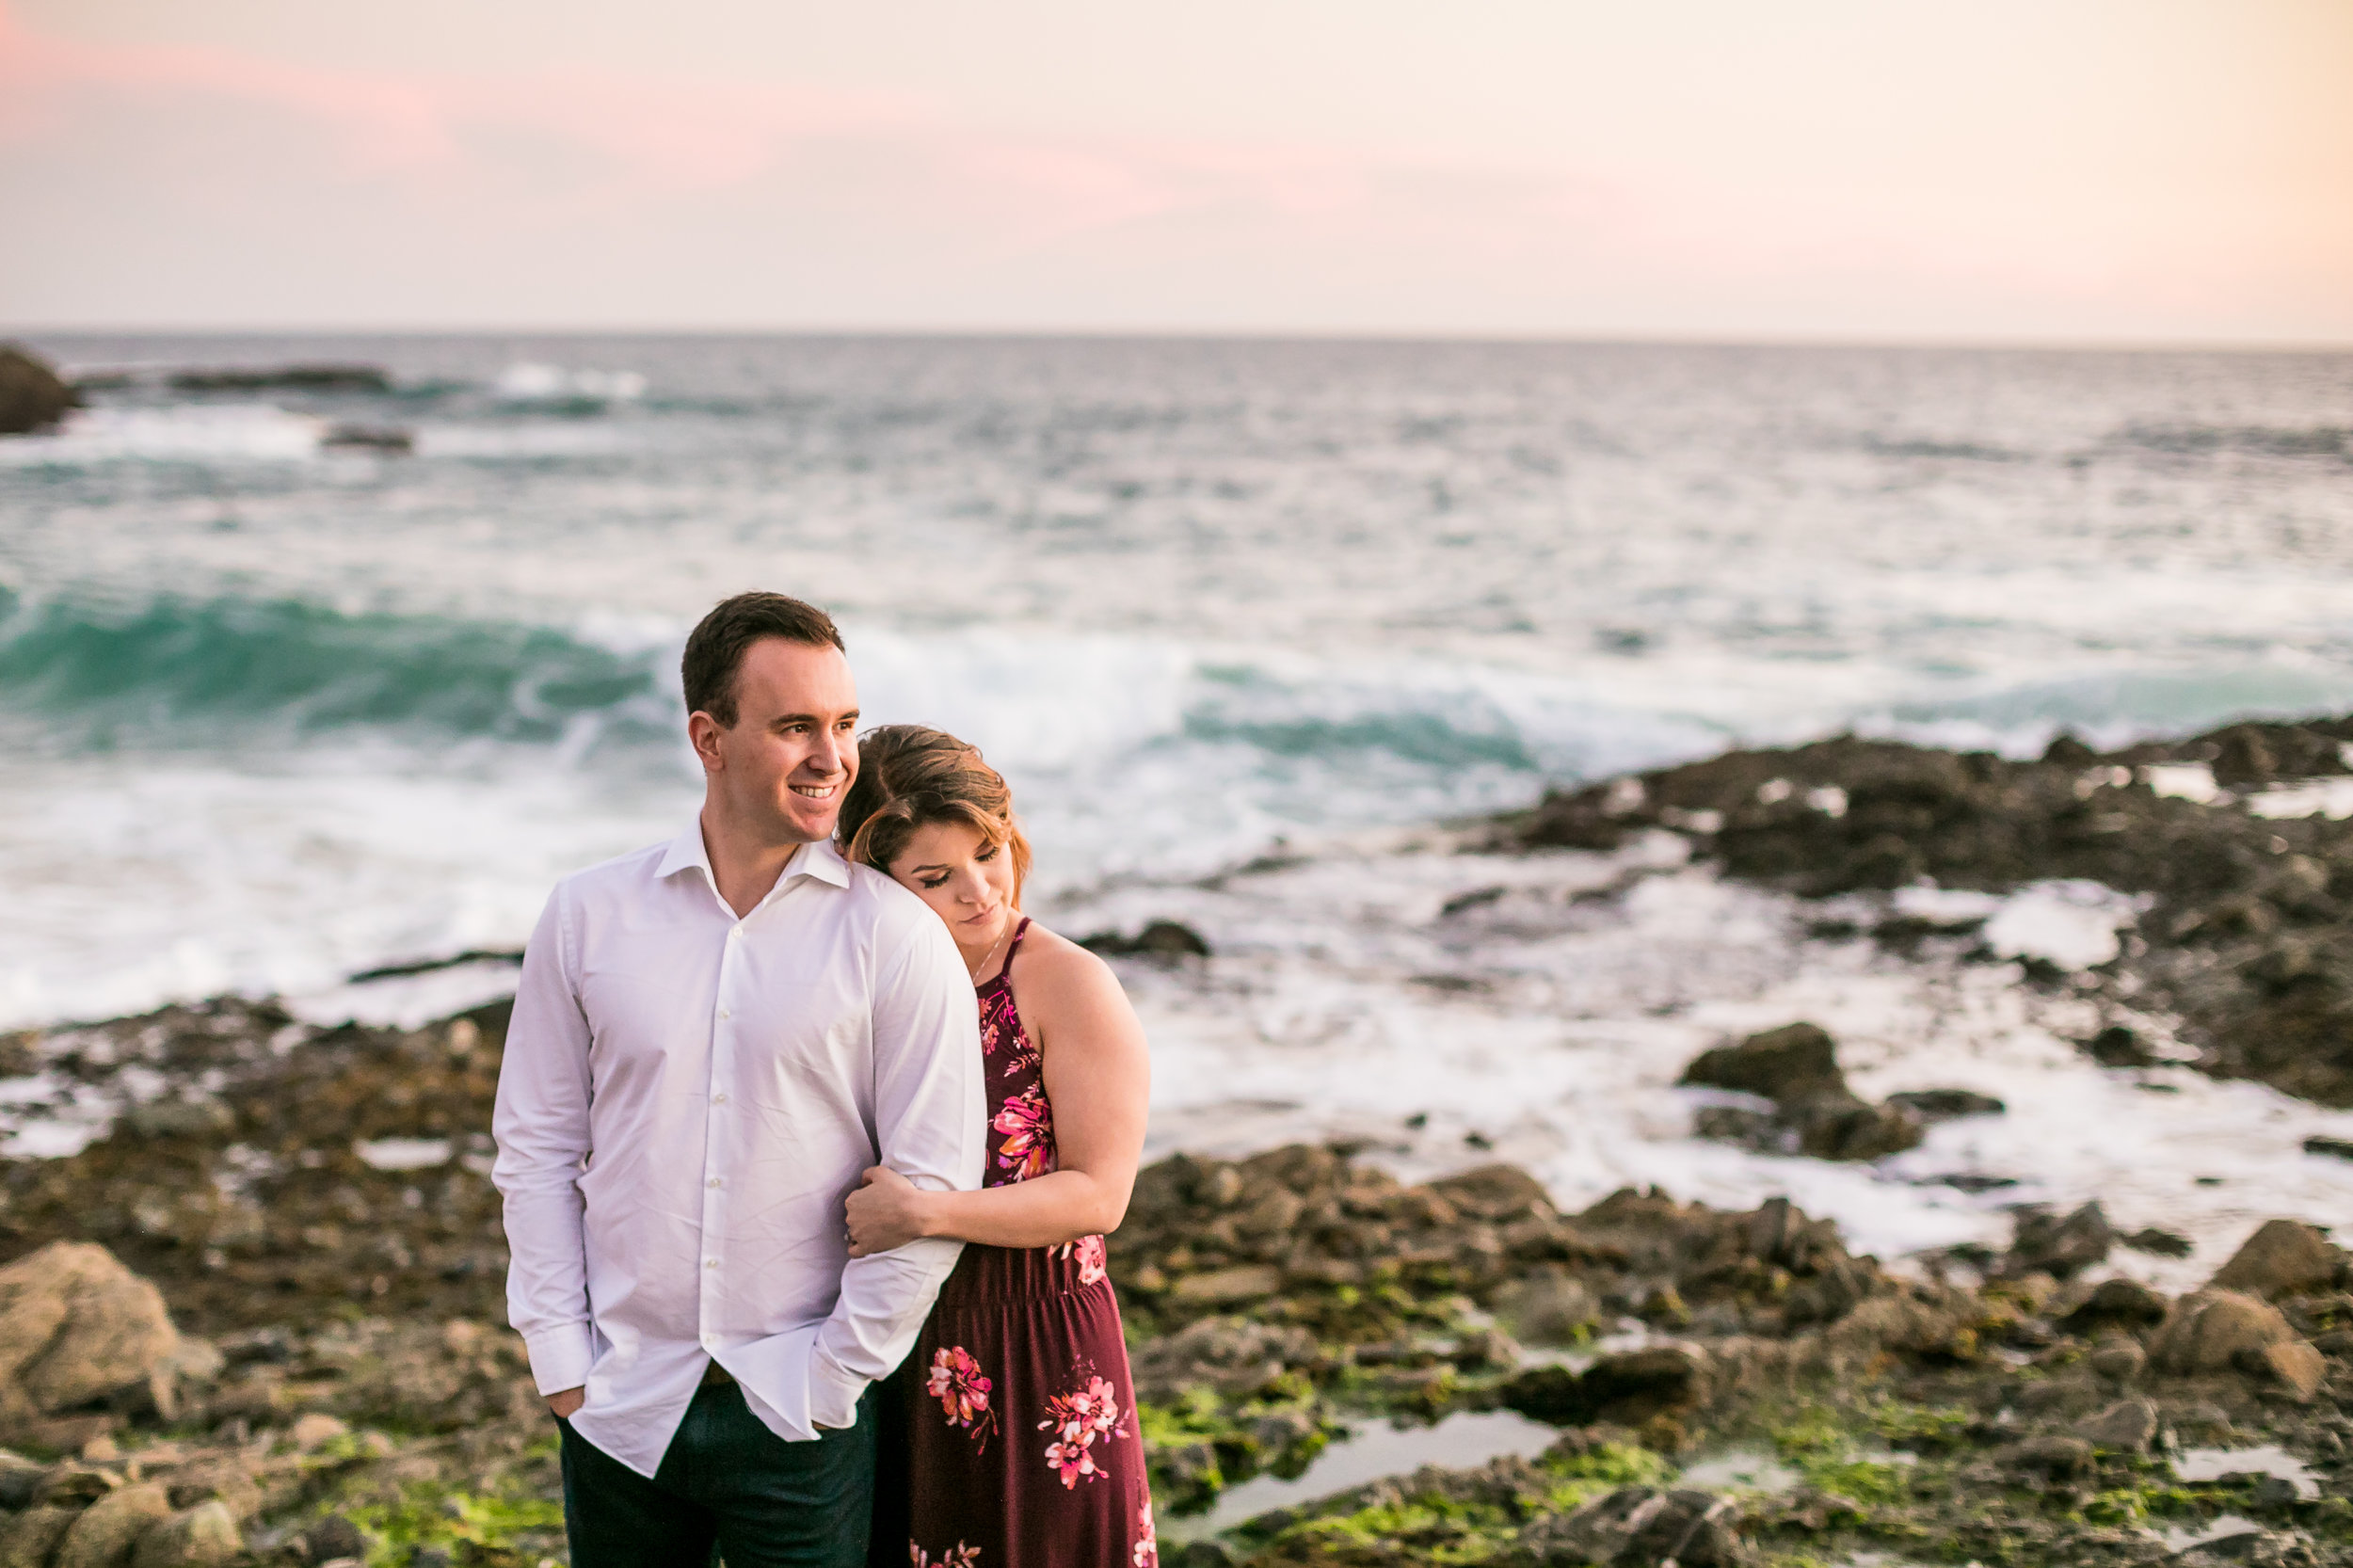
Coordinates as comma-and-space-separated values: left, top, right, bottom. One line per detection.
1168, 1265, 1282, 1305
2089, 1338, 2149, 1384
2005, 1201, 2115, 1280
0, 1507, 78, 1568
300, 1515, 369, 1566
1884, 1088, 2006, 1122
1999, 1433, 2093, 1484
2234, 1338, 2326, 1401
32, 1464, 120, 1507
1681, 1022, 1847, 1101
2121, 1226, 2195, 1258
287, 1412, 349, 1450
2060, 1276, 2169, 1334
52, 1481, 171, 1568
2147, 1290, 2293, 1375
130, 1501, 242, 1568
2073, 1397, 2159, 1453
2307, 1135, 2353, 1161
0, 1450, 42, 1512
2207, 1219, 2344, 1301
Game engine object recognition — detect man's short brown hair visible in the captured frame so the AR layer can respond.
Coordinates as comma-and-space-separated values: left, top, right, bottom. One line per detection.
680, 592, 845, 728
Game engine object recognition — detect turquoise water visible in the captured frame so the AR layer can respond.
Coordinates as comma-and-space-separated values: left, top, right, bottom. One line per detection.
3, 334, 2350, 1025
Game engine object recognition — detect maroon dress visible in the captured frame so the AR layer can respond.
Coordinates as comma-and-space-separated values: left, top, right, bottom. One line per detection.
871, 920, 1157, 1568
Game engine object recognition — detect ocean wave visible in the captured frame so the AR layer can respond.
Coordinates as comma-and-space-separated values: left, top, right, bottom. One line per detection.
0, 590, 673, 749
0, 404, 328, 466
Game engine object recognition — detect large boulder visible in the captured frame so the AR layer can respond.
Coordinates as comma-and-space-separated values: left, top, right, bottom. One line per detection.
2207, 1219, 2344, 1301
0, 1242, 182, 1431
53, 1482, 170, 1568
0, 345, 76, 436
2146, 1289, 2294, 1375
1680, 1023, 1845, 1100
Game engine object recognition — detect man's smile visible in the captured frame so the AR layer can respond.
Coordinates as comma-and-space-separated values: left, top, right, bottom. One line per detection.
791, 781, 841, 799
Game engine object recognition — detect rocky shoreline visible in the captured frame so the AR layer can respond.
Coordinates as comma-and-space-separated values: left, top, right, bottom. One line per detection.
3, 714, 2352, 1565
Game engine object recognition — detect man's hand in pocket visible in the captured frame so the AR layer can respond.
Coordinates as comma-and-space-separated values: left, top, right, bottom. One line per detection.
547, 1386, 585, 1419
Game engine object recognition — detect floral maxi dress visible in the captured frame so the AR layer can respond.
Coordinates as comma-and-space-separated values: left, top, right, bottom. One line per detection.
871, 920, 1157, 1568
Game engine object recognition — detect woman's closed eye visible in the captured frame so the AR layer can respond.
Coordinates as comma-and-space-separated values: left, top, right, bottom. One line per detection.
919, 872, 951, 888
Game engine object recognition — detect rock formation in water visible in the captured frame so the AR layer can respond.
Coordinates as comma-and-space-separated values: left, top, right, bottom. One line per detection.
0, 345, 77, 436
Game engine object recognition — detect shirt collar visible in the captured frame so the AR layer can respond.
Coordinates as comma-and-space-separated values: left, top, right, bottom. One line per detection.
656, 821, 852, 894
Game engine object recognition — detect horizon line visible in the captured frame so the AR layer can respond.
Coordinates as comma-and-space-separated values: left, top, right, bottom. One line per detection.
12, 323, 2353, 357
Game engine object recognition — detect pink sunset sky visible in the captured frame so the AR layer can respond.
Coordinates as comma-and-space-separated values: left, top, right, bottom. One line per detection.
2, 0, 2348, 341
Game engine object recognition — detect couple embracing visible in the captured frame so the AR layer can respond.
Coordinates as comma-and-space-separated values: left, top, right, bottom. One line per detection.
492, 592, 1157, 1567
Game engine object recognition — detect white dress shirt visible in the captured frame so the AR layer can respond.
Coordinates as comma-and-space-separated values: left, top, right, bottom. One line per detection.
492, 824, 983, 1478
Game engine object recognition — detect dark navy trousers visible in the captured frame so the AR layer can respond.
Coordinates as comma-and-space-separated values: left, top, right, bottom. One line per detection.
558, 1383, 876, 1568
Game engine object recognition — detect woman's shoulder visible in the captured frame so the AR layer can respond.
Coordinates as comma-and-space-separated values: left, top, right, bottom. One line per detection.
1007, 922, 1125, 1014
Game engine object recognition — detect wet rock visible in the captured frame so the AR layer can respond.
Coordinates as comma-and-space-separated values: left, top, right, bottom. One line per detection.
33, 1465, 119, 1507
1129, 1317, 1316, 1401
0, 1242, 182, 1431
1883, 1088, 2005, 1122
288, 1411, 349, 1449
129, 1502, 241, 1568
2073, 1397, 2159, 1452
1426, 1163, 1555, 1223
298, 1515, 369, 1565
2087, 1025, 2161, 1068
2089, 1338, 2150, 1384
1078, 920, 1210, 960
1680, 1023, 1844, 1101
53, 1481, 171, 1568
1996, 1433, 2094, 1485
1515, 1485, 1753, 1567
2305, 1135, 2353, 1161
2003, 1202, 2115, 1280
1169, 1265, 1282, 1306
0, 1508, 79, 1568
2124, 1226, 2196, 1258
2060, 1277, 2170, 1335
2167, 1528, 2321, 1567
2207, 1220, 2345, 1301
1787, 1096, 1923, 1160
1500, 1346, 1705, 1427
2236, 1339, 2326, 1400
1495, 1275, 1600, 1346
165, 364, 390, 393
0, 344, 77, 436
2148, 1290, 2295, 1375
0, 1448, 44, 1509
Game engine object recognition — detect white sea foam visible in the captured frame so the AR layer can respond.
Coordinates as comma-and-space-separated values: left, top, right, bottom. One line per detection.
0, 404, 324, 464
492, 363, 647, 403
2247, 777, 2353, 820
1048, 836, 2353, 1282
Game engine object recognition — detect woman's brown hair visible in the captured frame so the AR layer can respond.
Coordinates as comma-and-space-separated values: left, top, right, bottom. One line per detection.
838, 725, 1032, 900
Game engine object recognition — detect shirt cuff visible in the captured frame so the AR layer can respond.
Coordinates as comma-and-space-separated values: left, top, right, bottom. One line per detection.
522, 1323, 598, 1397
806, 1347, 870, 1432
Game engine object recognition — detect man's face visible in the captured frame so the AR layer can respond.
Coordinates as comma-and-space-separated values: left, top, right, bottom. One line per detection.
691, 638, 860, 843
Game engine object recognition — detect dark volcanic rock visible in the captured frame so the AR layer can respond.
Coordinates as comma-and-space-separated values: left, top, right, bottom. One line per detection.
2207, 1219, 2345, 1301
2001, 1202, 2115, 1281
1516, 1485, 1753, 1567
1680, 1023, 1845, 1100
1494, 717, 2353, 1107
0, 344, 77, 435
1681, 1025, 1924, 1162
1080, 920, 1211, 959
168, 364, 390, 392
1884, 1088, 2005, 1122
2058, 1277, 2169, 1335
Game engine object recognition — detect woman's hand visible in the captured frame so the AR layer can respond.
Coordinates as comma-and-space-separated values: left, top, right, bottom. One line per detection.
845, 1165, 934, 1256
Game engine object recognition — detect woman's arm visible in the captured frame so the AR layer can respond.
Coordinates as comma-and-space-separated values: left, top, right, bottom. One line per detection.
847, 932, 1149, 1254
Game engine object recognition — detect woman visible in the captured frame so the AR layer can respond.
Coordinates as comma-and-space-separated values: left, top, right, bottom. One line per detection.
838, 726, 1157, 1568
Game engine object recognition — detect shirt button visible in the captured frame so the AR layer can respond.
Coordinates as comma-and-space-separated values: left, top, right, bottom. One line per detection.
705, 1258, 719, 1270
717, 1009, 731, 1020
708, 1177, 722, 1189
712, 1092, 728, 1105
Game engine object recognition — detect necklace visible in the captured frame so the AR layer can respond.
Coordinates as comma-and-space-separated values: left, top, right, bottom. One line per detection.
964, 914, 1015, 984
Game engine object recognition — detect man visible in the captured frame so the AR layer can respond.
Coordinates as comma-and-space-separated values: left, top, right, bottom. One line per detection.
493, 592, 983, 1567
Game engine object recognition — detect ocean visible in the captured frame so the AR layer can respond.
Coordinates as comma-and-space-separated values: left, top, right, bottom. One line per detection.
6, 333, 2352, 1264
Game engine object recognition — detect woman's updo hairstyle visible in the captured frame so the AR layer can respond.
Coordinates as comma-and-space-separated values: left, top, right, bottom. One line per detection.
839, 725, 1032, 900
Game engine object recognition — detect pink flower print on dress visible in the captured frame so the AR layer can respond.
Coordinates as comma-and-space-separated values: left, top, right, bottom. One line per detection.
1134, 1497, 1159, 1567
909, 1544, 980, 1568
992, 1086, 1055, 1181
1037, 1374, 1128, 1489
1055, 1234, 1107, 1287
926, 1347, 997, 1449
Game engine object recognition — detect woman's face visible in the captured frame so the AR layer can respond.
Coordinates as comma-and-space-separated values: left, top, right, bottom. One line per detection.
887, 820, 1019, 957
